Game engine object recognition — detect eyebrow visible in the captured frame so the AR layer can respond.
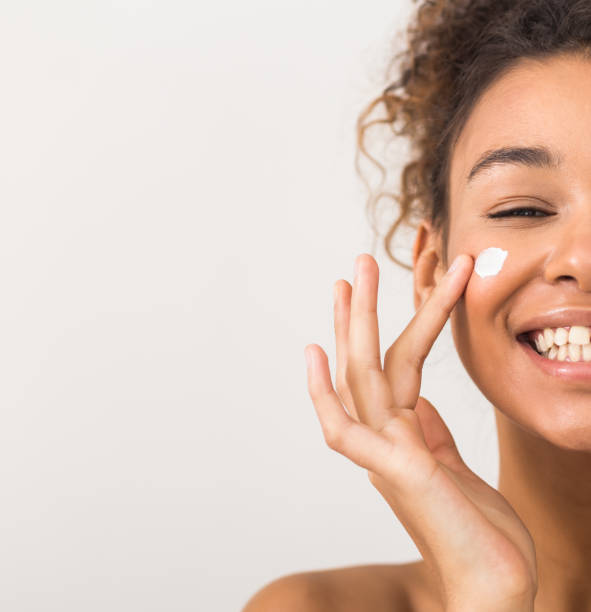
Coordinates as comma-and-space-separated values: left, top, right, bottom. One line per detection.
466, 145, 563, 185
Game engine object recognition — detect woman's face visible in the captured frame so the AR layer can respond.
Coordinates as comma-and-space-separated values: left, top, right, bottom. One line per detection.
444, 53, 591, 450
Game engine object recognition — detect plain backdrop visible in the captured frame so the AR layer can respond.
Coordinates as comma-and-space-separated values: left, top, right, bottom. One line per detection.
0, 1, 500, 610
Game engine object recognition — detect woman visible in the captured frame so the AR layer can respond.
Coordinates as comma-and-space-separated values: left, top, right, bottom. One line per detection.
243, 1, 591, 610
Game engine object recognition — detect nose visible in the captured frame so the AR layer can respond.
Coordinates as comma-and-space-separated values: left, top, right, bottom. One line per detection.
543, 217, 591, 292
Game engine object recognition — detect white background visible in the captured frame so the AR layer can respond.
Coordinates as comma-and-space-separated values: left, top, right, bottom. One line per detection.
0, 1, 499, 610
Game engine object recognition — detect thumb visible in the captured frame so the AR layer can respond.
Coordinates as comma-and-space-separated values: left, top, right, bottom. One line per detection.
414, 396, 468, 473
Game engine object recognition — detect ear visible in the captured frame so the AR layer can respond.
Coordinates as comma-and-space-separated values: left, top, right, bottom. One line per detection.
412, 220, 445, 311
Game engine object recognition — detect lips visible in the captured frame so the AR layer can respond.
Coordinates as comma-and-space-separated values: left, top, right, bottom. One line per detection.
513, 308, 591, 337
518, 338, 591, 381
513, 309, 591, 377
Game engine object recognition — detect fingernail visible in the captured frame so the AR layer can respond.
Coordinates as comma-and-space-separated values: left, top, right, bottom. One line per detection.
446, 255, 462, 276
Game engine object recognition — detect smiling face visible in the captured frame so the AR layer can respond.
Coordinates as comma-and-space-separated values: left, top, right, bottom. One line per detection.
441, 53, 591, 450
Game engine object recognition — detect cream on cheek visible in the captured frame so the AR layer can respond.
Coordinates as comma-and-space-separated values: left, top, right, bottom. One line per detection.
451, 245, 510, 364
474, 247, 508, 278
451, 246, 515, 402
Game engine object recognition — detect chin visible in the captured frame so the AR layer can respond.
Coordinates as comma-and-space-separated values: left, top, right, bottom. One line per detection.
492, 387, 591, 453
452, 332, 591, 454
527, 404, 591, 453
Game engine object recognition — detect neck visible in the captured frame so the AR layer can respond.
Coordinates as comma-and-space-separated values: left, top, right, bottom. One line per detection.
495, 407, 591, 612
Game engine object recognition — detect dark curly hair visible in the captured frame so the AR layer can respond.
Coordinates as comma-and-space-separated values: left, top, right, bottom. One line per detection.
357, 0, 591, 270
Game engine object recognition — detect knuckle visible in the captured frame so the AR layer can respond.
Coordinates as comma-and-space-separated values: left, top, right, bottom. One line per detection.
417, 349, 429, 366
435, 290, 455, 314
495, 551, 536, 596
377, 416, 405, 438
323, 425, 344, 450
367, 470, 381, 487
406, 351, 427, 371
345, 357, 377, 384
385, 339, 424, 370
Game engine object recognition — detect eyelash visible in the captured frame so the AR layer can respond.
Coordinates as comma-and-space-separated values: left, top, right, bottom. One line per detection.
487, 207, 551, 218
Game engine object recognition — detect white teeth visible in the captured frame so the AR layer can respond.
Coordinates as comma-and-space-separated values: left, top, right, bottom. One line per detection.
528, 325, 591, 362
568, 343, 582, 362
541, 342, 591, 362
543, 327, 554, 347
554, 327, 569, 346
568, 325, 591, 345
557, 345, 568, 361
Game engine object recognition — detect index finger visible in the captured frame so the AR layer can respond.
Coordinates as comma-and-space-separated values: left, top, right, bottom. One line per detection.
383, 254, 473, 411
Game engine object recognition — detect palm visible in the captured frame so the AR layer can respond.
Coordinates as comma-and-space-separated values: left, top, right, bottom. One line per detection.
306, 254, 537, 607
370, 397, 537, 602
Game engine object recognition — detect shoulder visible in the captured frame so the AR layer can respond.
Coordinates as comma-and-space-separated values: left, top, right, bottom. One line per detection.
241, 561, 426, 612
241, 571, 333, 612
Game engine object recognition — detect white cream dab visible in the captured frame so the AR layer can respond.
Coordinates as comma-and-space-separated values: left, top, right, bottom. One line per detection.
474, 247, 508, 278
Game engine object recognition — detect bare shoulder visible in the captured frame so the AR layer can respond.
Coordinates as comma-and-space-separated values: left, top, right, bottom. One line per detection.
242, 560, 442, 612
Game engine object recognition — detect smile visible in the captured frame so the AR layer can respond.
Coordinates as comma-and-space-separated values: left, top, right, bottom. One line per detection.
517, 325, 591, 382
525, 326, 591, 362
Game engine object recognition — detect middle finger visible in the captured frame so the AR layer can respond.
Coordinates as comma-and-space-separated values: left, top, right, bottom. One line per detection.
346, 253, 395, 429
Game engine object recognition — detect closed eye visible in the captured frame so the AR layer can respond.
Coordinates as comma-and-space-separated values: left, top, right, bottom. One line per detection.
487, 207, 553, 218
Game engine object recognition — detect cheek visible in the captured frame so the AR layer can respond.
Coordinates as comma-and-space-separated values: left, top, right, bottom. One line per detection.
474, 247, 507, 278
447, 242, 555, 419
449, 247, 524, 378
456, 245, 512, 315
465, 247, 513, 310
447, 270, 519, 416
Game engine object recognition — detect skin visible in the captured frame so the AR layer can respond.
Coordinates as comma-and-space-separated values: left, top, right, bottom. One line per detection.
417, 52, 591, 610
245, 53, 591, 612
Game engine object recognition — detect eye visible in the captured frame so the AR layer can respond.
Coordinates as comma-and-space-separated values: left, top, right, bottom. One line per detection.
487, 207, 552, 218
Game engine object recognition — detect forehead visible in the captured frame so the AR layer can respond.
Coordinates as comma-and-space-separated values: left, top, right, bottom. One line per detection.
449, 54, 591, 204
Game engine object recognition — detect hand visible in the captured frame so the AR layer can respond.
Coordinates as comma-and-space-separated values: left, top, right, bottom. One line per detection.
304, 253, 537, 611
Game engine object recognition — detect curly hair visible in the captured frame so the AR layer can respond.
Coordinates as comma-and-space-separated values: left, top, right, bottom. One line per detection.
357, 0, 591, 270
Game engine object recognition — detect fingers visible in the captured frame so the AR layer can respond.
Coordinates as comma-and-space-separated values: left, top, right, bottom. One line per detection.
349, 255, 381, 370
345, 254, 396, 429
383, 254, 473, 411
333, 279, 359, 420
304, 344, 398, 475
317, 251, 472, 450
